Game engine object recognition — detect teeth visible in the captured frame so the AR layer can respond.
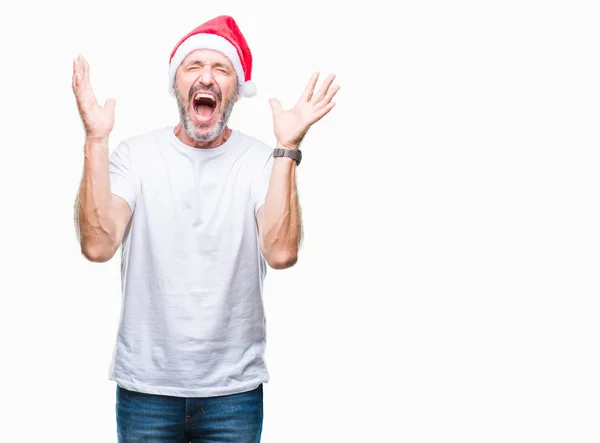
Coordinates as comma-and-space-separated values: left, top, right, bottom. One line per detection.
194, 93, 215, 103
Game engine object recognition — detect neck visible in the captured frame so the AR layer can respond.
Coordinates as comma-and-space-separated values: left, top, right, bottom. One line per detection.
174, 123, 232, 149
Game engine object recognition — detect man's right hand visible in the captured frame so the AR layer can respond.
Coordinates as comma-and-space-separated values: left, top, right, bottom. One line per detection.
72, 55, 116, 142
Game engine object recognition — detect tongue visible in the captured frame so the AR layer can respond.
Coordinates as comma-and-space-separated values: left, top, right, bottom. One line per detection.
195, 104, 214, 119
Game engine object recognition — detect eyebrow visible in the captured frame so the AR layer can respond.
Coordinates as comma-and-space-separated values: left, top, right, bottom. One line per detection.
185, 60, 232, 71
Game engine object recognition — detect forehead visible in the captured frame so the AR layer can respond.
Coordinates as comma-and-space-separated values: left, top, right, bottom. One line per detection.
181, 48, 233, 68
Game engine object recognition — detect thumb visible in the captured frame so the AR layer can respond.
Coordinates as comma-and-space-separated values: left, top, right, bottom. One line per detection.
269, 98, 283, 116
104, 98, 116, 112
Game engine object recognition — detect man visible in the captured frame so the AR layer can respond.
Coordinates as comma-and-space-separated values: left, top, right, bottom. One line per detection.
72, 15, 339, 442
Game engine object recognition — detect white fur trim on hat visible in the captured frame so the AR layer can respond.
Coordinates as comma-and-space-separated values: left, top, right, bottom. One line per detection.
168, 33, 255, 97
241, 80, 256, 97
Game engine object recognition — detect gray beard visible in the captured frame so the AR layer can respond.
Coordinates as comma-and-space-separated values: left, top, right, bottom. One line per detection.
175, 86, 237, 143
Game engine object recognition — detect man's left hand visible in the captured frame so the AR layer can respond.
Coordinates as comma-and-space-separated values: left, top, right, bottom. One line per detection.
269, 72, 340, 150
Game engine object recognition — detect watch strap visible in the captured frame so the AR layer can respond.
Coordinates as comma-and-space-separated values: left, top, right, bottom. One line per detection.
273, 147, 302, 165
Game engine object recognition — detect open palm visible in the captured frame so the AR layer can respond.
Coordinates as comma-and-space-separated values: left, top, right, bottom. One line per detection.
72, 55, 116, 140
269, 72, 340, 149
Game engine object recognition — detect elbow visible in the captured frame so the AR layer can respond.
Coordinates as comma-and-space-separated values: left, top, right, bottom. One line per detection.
81, 242, 115, 263
266, 250, 298, 270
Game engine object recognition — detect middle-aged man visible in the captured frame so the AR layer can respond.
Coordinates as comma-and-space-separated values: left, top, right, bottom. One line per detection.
73, 14, 339, 442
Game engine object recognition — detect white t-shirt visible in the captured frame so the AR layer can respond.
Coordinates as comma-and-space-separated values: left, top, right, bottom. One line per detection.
106, 126, 274, 397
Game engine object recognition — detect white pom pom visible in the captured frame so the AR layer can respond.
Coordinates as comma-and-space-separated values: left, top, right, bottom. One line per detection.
240, 80, 256, 97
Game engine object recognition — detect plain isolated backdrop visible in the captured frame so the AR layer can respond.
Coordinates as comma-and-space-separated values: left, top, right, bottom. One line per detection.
1, 0, 599, 442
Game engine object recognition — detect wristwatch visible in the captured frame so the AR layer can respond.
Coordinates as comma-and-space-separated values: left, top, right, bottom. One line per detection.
273, 147, 302, 165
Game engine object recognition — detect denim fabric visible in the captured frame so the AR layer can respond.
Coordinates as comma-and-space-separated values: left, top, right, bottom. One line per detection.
116, 383, 263, 442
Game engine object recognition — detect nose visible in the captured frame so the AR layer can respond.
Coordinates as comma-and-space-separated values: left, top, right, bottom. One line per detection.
198, 66, 214, 87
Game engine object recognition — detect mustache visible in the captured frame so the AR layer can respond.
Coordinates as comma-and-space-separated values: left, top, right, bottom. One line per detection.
188, 83, 222, 102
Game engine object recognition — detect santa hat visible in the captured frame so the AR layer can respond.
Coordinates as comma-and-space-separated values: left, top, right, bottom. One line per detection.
168, 15, 256, 98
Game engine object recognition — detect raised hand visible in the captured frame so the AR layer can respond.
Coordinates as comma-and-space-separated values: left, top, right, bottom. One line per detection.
269, 72, 340, 150
72, 55, 116, 141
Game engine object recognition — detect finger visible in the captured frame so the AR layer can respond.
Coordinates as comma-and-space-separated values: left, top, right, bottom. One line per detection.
72, 59, 78, 90
300, 72, 319, 103
73, 59, 85, 97
317, 84, 340, 107
73, 57, 82, 84
78, 56, 88, 91
77, 55, 85, 79
312, 73, 336, 103
312, 101, 336, 122
81, 57, 98, 100
74, 57, 86, 91
84, 57, 90, 85
104, 98, 116, 112
269, 98, 283, 116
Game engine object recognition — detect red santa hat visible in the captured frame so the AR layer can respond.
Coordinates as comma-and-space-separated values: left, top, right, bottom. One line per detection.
168, 15, 256, 98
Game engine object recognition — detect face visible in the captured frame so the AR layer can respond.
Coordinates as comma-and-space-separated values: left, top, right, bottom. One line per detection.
174, 49, 239, 143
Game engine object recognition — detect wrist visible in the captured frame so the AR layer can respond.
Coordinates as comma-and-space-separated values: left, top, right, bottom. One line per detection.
273, 145, 302, 166
86, 135, 109, 145
85, 136, 109, 154
274, 155, 296, 165
276, 141, 300, 151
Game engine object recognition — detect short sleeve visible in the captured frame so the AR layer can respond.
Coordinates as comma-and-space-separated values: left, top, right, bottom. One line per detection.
109, 142, 139, 212
251, 151, 274, 215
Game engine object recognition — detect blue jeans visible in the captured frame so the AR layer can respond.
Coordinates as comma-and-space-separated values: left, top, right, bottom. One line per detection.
115, 384, 263, 442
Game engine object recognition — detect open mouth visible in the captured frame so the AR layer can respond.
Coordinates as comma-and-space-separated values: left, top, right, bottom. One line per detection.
192, 92, 218, 121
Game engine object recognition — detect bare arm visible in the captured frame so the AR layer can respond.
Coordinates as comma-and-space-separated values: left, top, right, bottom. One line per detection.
256, 154, 302, 269
72, 55, 131, 262
257, 72, 339, 269
74, 138, 132, 262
